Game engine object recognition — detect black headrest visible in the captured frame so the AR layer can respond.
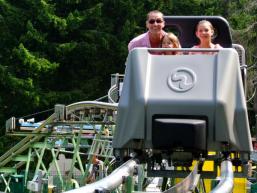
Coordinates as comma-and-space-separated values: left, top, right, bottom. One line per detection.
164, 16, 232, 48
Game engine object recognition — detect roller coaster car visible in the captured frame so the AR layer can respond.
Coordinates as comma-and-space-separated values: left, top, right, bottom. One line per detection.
113, 16, 252, 164
5, 117, 42, 132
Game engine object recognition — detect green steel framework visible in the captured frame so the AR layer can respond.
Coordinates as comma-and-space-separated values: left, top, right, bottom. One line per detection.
0, 102, 117, 192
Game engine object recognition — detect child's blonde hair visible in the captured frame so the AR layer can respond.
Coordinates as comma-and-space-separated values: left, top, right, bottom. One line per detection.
162, 32, 181, 48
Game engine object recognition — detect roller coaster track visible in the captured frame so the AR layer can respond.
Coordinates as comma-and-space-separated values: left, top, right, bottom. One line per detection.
64, 159, 234, 193
0, 101, 118, 167
0, 100, 252, 193
0, 101, 118, 193
0, 87, 253, 193
0, 113, 56, 168
0, 100, 251, 193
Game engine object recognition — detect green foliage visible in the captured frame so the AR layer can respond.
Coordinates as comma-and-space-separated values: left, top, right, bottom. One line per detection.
14, 43, 59, 76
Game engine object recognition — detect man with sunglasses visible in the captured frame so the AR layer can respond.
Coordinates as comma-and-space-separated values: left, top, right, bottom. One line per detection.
128, 10, 166, 51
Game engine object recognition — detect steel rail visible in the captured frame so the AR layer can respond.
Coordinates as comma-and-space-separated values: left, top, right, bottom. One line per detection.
65, 101, 118, 116
210, 160, 234, 193
64, 159, 137, 193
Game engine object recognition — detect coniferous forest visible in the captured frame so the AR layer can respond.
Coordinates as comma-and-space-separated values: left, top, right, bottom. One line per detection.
0, 0, 257, 151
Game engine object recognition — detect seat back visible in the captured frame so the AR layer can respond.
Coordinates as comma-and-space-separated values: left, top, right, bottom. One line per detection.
164, 16, 232, 48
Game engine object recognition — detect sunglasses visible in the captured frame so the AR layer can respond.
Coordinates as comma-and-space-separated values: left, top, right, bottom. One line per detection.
148, 19, 163, 24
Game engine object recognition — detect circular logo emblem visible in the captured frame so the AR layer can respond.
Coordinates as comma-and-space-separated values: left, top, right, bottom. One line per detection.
167, 67, 197, 92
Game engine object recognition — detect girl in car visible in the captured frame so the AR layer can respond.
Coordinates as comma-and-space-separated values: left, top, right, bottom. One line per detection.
161, 32, 181, 55
191, 20, 222, 54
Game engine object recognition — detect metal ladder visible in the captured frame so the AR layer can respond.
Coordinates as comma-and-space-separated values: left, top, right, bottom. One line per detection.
88, 135, 113, 159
